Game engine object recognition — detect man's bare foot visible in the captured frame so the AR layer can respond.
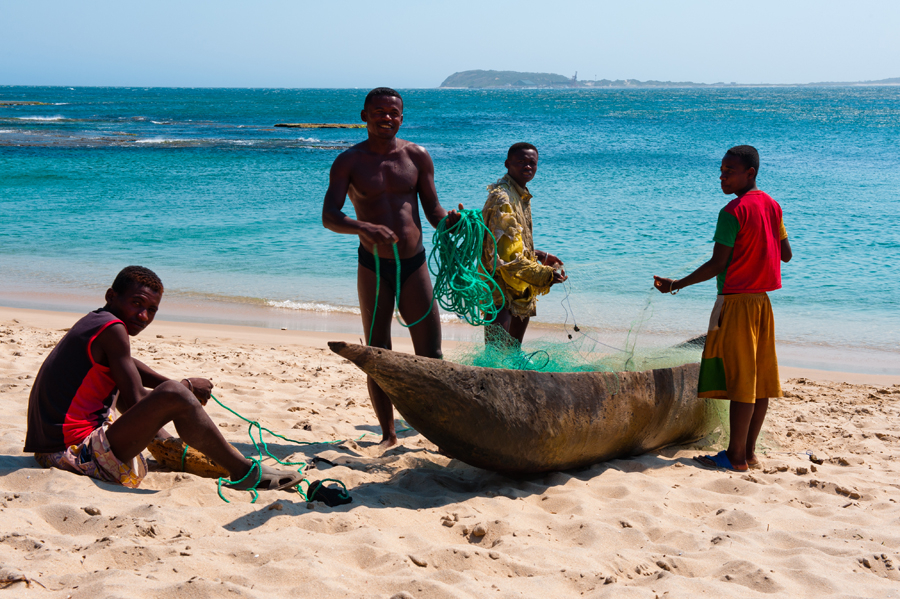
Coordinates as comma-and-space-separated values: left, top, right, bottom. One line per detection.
378, 436, 398, 450
223, 463, 304, 491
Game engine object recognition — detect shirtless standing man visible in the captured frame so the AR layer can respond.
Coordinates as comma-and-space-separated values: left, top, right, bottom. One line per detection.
322, 87, 459, 448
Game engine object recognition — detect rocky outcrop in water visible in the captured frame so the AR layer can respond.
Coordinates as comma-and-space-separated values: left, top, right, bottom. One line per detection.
274, 123, 364, 129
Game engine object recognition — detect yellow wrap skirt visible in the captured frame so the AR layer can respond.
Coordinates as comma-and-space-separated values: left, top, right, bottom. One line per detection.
697, 293, 783, 403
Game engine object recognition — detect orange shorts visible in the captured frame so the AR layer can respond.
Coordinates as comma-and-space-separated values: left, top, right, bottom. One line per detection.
697, 293, 783, 404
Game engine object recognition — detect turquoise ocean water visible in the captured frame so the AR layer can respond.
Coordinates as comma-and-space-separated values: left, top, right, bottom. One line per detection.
1, 86, 898, 373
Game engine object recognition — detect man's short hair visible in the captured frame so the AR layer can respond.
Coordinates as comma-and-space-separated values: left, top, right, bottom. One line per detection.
507, 142, 538, 159
725, 145, 759, 172
112, 266, 164, 294
364, 87, 403, 109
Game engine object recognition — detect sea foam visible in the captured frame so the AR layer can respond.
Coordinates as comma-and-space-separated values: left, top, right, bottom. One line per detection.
266, 299, 463, 323
15, 116, 66, 121
134, 137, 188, 144
267, 300, 361, 315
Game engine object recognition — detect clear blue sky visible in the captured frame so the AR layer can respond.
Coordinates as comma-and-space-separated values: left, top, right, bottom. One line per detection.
2, 0, 897, 87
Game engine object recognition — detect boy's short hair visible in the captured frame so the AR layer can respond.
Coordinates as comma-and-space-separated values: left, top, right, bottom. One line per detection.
507, 142, 538, 159
725, 145, 760, 172
364, 87, 403, 109
112, 266, 164, 294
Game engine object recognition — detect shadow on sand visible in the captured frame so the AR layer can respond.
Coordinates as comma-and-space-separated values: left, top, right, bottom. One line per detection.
220, 439, 708, 532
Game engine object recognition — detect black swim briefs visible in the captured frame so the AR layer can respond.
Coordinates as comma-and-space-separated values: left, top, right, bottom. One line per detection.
358, 244, 427, 292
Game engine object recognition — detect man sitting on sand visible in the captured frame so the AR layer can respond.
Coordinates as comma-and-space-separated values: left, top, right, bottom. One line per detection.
654, 145, 792, 472
322, 87, 459, 448
482, 142, 567, 345
24, 265, 303, 491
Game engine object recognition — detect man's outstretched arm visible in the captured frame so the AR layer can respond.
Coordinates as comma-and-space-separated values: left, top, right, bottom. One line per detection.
534, 249, 565, 269
654, 242, 732, 293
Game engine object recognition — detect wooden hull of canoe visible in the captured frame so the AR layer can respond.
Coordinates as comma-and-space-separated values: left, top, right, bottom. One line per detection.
329, 342, 716, 475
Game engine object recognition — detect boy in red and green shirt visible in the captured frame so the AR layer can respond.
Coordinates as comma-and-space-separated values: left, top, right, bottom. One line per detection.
654, 145, 793, 472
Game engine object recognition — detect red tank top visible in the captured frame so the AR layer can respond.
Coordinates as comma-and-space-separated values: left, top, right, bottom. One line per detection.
24, 310, 124, 453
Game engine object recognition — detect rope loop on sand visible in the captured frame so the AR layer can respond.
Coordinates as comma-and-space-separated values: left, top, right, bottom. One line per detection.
207, 394, 411, 504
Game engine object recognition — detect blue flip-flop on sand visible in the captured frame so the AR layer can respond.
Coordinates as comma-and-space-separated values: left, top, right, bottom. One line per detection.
693, 450, 748, 472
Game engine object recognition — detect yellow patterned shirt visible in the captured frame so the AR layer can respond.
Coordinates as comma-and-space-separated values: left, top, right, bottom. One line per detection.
481, 174, 555, 318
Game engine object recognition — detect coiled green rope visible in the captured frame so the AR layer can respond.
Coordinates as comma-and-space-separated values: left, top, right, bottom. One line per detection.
367, 209, 503, 344
210, 392, 310, 503
429, 209, 503, 326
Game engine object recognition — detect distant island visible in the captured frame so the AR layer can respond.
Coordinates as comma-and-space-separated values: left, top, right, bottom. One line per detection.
440, 70, 900, 89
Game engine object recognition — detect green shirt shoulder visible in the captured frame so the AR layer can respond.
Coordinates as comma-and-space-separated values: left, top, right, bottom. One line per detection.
713, 208, 740, 248
712, 208, 739, 294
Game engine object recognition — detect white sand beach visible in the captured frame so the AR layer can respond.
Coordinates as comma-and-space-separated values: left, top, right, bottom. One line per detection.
1, 306, 899, 598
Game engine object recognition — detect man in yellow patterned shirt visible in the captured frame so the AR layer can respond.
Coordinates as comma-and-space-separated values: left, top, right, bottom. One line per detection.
481, 143, 567, 344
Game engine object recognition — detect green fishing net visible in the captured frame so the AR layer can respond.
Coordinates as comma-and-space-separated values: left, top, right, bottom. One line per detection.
447, 322, 704, 373
429, 211, 714, 374
444, 318, 730, 449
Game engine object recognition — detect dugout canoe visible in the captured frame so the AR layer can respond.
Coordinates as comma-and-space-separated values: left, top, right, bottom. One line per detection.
328, 341, 716, 474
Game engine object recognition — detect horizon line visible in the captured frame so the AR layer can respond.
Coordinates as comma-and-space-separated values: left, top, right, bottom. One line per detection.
3, 82, 900, 91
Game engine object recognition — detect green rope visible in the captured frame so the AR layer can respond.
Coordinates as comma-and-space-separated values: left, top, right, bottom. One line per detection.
209, 394, 412, 504
180, 443, 189, 472
367, 243, 382, 345
392, 243, 434, 328
367, 243, 432, 345
217, 456, 261, 504
428, 209, 503, 326
367, 209, 503, 343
